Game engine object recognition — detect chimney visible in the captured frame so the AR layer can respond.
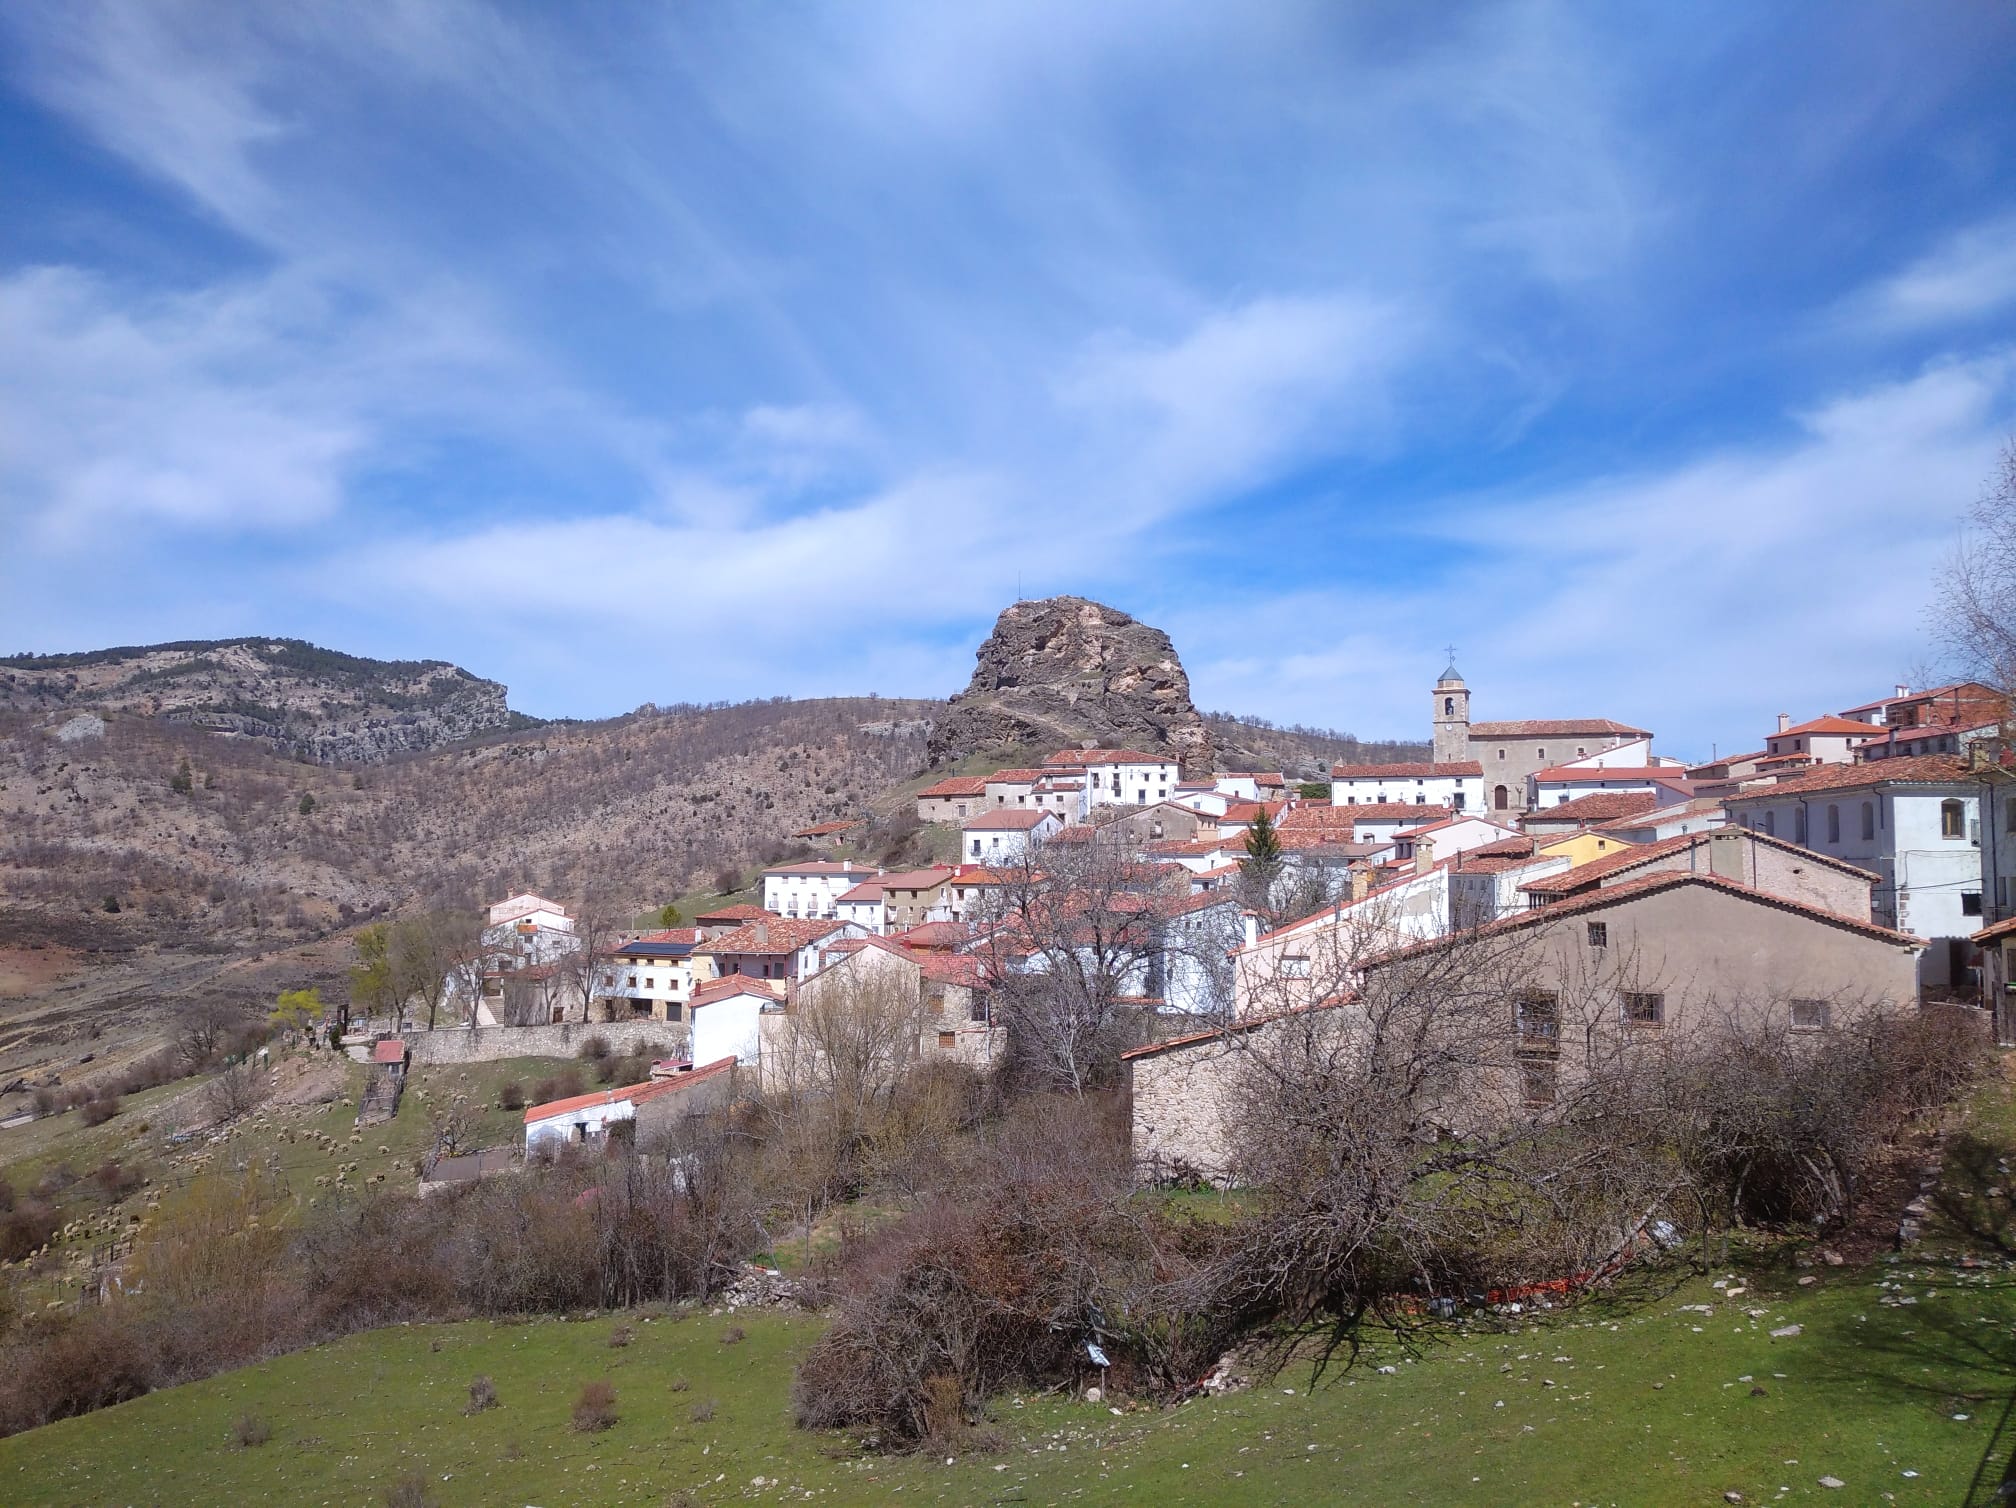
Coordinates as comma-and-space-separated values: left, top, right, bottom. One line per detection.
1240, 911, 1260, 949
1895, 683, 1910, 699
1349, 861, 1373, 903
753, 921, 769, 947
1413, 835, 1436, 876
1776, 713, 1791, 733
1706, 827, 1745, 883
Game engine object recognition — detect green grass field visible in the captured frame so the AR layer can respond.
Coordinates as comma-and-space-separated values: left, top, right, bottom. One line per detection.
1, 1254, 2010, 1505
5, 1065, 2016, 1504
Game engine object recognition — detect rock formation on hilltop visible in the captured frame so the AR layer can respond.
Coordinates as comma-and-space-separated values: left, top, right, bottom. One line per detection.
928, 597, 1214, 776
0, 638, 520, 764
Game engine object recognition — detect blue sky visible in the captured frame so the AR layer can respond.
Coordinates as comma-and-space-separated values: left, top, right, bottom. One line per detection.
2, 2, 2014, 758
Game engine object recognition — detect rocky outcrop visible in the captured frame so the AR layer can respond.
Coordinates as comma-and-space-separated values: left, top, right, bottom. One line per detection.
0, 638, 518, 764
928, 598, 1214, 776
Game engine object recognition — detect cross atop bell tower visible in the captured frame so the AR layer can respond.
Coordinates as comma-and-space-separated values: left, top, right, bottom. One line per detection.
1432, 652, 1470, 765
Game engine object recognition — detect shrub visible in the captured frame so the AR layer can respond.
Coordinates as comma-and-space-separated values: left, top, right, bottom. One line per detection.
688, 1398, 715, 1423
80, 1094, 120, 1127
668, 1375, 690, 1392
578, 1035, 612, 1062
466, 1375, 498, 1414
382, 1473, 435, 1508
719, 1324, 745, 1346
497, 1082, 525, 1112
231, 1412, 271, 1448
571, 1380, 618, 1432
0, 1202, 59, 1263
608, 1324, 633, 1349
91, 1161, 142, 1201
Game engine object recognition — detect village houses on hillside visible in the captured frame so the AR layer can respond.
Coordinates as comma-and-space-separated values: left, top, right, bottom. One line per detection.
446, 659, 2008, 1169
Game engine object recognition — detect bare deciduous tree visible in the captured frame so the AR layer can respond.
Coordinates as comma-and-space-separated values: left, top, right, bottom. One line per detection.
1937, 436, 2016, 705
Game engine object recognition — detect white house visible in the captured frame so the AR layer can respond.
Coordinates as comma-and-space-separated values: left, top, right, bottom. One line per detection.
1061, 749, 1181, 806
1724, 753, 1983, 991
1590, 798, 1729, 845
961, 808, 1062, 862
689, 976, 787, 1066
1345, 803, 1455, 844
481, 892, 581, 970
523, 1058, 739, 1153
1529, 764, 1693, 809
1389, 814, 1519, 864
1760, 714, 1881, 768
597, 928, 706, 1021
760, 861, 883, 921
1330, 761, 1484, 813
835, 880, 888, 935
694, 916, 865, 984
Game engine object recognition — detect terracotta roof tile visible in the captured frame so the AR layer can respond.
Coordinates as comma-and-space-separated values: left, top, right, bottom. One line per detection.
1722, 753, 1973, 801
694, 917, 846, 956
1329, 761, 1483, 779
1470, 719, 1651, 738
1522, 791, 1661, 824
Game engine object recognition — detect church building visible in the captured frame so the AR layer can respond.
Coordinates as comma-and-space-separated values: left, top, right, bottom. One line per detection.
1431, 661, 1652, 814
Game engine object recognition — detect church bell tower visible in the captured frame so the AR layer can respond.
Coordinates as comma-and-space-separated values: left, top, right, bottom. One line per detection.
1432, 655, 1470, 765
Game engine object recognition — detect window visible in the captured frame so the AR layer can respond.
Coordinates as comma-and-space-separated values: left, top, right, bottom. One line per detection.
1941, 799, 1966, 838
1537, 749, 1546, 760
626, 975, 637, 988
1577, 746, 1587, 757
937, 1032, 957, 1050
1823, 804, 1838, 843
1520, 1058, 1558, 1108
1498, 748, 1507, 760
1861, 802, 1874, 841
1621, 991, 1664, 1026
666, 1003, 682, 1022
1587, 921, 1608, 949
1963, 892, 1983, 917
1789, 998, 1830, 1032
1794, 806, 1807, 844
2006, 796, 2016, 833
1514, 990, 1559, 1050
1763, 810, 1776, 837
1444, 696, 1455, 715
644, 976, 654, 989
970, 995, 990, 1024
1282, 954, 1312, 979
971, 839, 983, 857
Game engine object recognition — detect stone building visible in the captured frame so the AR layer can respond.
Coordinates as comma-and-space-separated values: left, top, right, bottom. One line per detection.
1430, 660, 1651, 815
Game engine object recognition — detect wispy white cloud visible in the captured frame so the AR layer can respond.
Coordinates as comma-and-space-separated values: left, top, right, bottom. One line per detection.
1835, 213, 2016, 335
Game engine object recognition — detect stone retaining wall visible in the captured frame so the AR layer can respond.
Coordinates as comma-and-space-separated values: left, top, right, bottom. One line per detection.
348, 1020, 691, 1067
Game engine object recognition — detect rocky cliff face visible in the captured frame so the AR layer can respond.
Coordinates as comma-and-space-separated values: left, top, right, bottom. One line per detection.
928, 597, 1214, 776
0, 638, 518, 763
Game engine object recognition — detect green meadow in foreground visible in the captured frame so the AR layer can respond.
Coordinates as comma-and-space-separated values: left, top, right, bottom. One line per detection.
5, 1067, 2015, 1504
1, 1252, 2009, 1506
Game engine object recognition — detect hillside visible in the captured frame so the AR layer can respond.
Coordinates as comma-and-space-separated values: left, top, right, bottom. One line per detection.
0, 638, 521, 763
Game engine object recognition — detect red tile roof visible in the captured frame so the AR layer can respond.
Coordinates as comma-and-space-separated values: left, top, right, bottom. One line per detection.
836, 882, 885, 903
895, 920, 971, 950
962, 809, 1056, 831
759, 860, 880, 877
918, 776, 989, 798
1773, 716, 1884, 738
1530, 765, 1692, 786
1973, 916, 2016, 945
690, 976, 786, 1009
790, 818, 865, 838
985, 768, 1051, 784
1519, 827, 1879, 896
1321, 802, 1456, 823
880, 867, 956, 890
694, 917, 846, 956
1522, 791, 1661, 824
524, 1056, 738, 1122
1722, 753, 1973, 801
1330, 761, 1482, 779
371, 1039, 407, 1065
695, 903, 772, 924
1470, 719, 1651, 738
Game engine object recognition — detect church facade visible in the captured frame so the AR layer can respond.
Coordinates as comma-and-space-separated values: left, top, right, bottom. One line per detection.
1431, 662, 1652, 814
